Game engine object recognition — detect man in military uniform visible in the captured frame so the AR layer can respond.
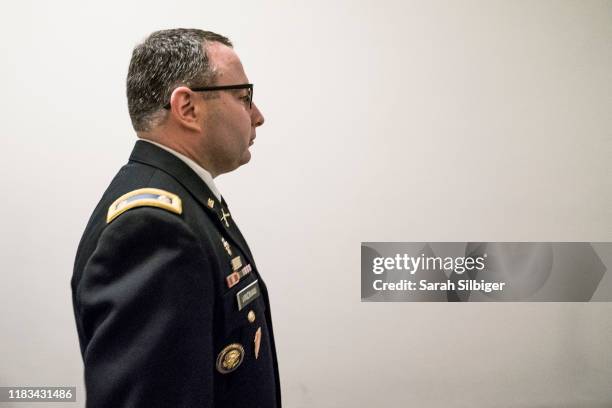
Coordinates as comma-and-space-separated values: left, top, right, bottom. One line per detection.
71, 29, 281, 407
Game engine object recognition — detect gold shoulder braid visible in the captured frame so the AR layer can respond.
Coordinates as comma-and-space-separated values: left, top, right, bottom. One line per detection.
107, 188, 182, 224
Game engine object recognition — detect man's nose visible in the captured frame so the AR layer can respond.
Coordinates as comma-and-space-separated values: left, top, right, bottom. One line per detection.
251, 103, 265, 127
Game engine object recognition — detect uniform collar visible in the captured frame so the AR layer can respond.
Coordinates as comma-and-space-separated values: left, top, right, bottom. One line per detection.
129, 139, 257, 268
139, 138, 222, 202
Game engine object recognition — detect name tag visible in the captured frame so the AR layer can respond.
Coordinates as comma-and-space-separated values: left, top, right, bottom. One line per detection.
236, 280, 260, 311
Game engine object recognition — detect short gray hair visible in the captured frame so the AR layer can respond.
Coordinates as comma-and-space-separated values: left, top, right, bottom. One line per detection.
126, 28, 232, 132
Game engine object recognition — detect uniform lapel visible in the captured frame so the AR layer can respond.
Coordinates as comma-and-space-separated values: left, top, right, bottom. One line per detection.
220, 196, 255, 263
129, 140, 257, 269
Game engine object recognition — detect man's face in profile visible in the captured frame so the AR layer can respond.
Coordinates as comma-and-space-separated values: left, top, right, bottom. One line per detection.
201, 42, 265, 175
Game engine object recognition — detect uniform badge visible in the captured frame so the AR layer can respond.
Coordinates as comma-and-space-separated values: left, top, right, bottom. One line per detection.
221, 237, 232, 256
207, 198, 215, 209
226, 263, 253, 288
247, 310, 256, 323
216, 343, 244, 374
220, 208, 231, 227
237, 279, 260, 310
254, 327, 262, 359
231, 256, 243, 271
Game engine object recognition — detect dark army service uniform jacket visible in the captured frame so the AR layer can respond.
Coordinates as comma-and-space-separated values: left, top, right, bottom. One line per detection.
71, 140, 281, 408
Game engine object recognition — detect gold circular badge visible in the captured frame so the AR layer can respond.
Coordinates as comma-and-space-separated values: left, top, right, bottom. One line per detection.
247, 310, 256, 323
216, 343, 245, 374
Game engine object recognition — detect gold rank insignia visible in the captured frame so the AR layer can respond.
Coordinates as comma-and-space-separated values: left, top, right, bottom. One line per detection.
216, 343, 244, 374
254, 327, 262, 359
221, 237, 232, 256
107, 188, 182, 223
207, 198, 215, 208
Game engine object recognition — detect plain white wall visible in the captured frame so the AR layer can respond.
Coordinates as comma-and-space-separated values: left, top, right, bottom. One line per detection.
1, 1, 610, 407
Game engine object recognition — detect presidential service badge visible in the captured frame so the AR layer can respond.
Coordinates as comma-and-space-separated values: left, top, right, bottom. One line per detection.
216, 343, 245, 374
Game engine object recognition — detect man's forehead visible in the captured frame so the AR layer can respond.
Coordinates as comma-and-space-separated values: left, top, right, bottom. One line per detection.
206, 42, 247, 82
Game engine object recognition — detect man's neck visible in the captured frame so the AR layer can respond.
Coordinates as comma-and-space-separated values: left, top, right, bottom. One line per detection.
137, 133, 218, 178
138, 138, 223, 201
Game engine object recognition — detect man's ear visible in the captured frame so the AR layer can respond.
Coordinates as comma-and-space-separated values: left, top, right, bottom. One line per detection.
168, 86, 204, 132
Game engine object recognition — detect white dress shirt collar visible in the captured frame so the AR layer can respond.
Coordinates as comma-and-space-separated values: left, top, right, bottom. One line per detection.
140, 139, 222, 202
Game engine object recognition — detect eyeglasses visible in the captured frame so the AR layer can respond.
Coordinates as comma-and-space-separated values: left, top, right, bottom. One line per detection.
164, 83, 253, 109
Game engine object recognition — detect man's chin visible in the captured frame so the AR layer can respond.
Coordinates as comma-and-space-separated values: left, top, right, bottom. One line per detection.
239, 150, 252, 165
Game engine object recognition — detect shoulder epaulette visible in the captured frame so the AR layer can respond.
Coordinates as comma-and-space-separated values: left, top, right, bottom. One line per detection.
107, 188, 182, 224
